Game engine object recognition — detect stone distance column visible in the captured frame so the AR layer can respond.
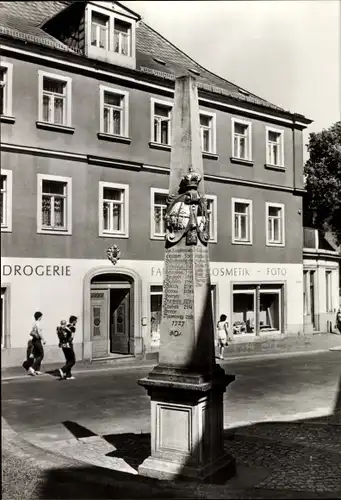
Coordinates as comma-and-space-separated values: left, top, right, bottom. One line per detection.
138, 75, 235, 481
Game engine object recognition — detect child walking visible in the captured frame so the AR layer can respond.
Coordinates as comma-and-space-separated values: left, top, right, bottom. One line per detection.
217, 314, 229, 360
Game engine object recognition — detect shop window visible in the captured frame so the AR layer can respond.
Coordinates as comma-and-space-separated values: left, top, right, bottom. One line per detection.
233, 284, 282, 335
232, 289, 255, 334
150, 285, 162, 346
259, 291, 280, 331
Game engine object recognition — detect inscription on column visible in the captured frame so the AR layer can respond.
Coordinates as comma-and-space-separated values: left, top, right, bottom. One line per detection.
162, 248, 195, 334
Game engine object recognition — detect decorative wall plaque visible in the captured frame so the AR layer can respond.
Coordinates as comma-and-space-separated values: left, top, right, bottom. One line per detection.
106, 245, 121, 265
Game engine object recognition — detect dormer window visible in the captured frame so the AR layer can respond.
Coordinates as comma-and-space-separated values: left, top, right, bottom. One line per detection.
114, 19, 131, 56
85, 2, 139, 70
91, 12, 109, 49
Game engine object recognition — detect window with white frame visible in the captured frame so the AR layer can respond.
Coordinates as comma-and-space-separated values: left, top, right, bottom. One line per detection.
266, 128, 284, 166
200, 112, 216, 153
325, 270, 332, 312
232, 119, 252, 160
232, 198, 252, 244
38, 72, 72, 126
152, 100, 172, 145
151, 188, 168, 238
100, 87, 129, 137
99, 182, 129, 237
266, 203, 285, 245
91, 11, 109, 49
205, 196, 217, 242
114, 18, 131, 56
1, 170, 12, 232
0, 62, 13, 117
37, 174, 72, 234
150, 188, 217, 242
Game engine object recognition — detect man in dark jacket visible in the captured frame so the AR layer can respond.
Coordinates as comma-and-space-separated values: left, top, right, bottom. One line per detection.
58, 315, 77, 380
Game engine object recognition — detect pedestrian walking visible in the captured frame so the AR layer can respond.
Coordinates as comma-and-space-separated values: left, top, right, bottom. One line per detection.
29, 311, 46, 375
22, 338, 34, 374
58, 315, 77, 380
217, 314, 229, 360
335, 309, 341, 334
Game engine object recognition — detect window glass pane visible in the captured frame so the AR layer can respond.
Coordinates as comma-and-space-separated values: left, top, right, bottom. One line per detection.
235, 202, 247, 214
154, 206, 163, 233
155, 104, 170, 117
42, 196, 52, 226
113, 110, 121, 135
269, 206, 280, 217
104, 92, 122, 106
268, 131, 279, 142
0, 192, 4, 225
54, 97, 64, 125
43, 78, 65, 95
235, 123, 247, 135
160, 120, 169, 144
200, 114, 210, 127
43, 94, 50, 122
42, 180, 65, 195
151, 291, 162, 345
233, 293, 255, 333
239, 137, 246, 158
103, 107, 110, 133
54, 197, 65, 227
112, 203, 121, 231
103, 188, 121, 201
103, 202, 110, 230
92, 12, 108, 26
240, 215, 247, 239
260, 293, 280, 330
273, 218, 280, 241
0, 68, 5, 115
202, 129, 210, 151
155, 193, 167, 205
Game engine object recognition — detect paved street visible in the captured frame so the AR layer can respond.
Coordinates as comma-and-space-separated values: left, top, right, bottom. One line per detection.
2, 351, 341, 498
2, 351, 340, 445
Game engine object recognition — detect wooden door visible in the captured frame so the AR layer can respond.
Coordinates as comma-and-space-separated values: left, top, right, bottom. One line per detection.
110, 289, 130, 354
90, 290, 109, 359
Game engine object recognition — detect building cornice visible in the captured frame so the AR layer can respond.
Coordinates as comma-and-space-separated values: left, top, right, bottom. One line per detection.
2, 142, 304, 195
0, 41, 312, 128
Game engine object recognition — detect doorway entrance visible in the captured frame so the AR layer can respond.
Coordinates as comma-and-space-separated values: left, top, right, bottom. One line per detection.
90, 273, 134, 359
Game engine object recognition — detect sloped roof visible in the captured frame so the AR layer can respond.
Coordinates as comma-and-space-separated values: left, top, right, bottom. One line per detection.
0, 1, 305, 116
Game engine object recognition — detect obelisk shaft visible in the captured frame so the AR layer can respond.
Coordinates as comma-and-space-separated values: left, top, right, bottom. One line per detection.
158, 75, 215, 373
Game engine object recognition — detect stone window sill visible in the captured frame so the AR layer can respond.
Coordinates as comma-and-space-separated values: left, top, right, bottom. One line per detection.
149, 141, 171, 152
97, 133, 131, 144
1, 115, 15, 124
36, 121, 75, 134
230, 157, 254, 166
203, 152, 219, 160
265, 163, 286, 171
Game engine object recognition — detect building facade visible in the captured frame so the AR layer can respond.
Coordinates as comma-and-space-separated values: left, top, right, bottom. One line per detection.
1, 1, 313, 367
303, 228, 340, 334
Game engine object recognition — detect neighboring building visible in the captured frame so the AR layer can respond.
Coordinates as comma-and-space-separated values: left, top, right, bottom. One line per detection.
303, 228, 341, 333
1, 1, 313, 367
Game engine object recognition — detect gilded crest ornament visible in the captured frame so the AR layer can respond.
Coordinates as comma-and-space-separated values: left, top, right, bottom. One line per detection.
164, 168, 210, 246
106, 245, 121, 265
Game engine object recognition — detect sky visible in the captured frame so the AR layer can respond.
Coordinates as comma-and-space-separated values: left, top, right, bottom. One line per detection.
123, 0, 340, 160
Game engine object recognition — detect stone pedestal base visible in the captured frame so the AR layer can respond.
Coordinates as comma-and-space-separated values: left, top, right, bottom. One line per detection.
138, 366, 236, 482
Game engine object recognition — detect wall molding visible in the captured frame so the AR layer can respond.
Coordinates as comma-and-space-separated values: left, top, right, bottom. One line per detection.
0, 43, 310, 128
1, 142, 305, 194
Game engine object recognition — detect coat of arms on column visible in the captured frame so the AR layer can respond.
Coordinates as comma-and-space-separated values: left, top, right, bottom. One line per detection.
164, 168, 210, 246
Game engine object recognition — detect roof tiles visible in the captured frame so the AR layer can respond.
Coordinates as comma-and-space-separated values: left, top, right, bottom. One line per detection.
0, 1, 289, 113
